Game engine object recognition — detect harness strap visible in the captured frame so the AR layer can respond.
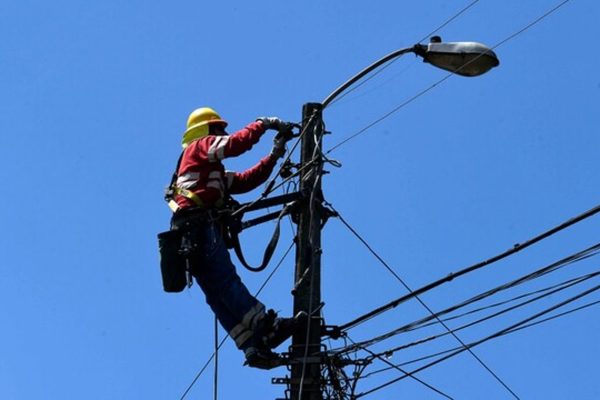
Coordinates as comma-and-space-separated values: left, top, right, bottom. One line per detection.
227, 205, 291, 272
165, 151, 207, 212
173, 186, 206, 209
165, 152, 185, 212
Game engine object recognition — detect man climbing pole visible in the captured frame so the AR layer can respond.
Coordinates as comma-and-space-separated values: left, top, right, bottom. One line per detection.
164, 107, 306, 369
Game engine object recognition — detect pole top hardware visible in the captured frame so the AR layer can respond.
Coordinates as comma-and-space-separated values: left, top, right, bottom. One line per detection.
322, 324, 342, 339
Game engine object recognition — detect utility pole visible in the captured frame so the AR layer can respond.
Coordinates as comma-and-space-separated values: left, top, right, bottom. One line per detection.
290, 102, 324, 400
279, 38, 499, 400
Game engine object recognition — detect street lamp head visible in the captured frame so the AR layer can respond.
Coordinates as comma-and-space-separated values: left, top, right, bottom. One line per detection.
414, 37, 500, 77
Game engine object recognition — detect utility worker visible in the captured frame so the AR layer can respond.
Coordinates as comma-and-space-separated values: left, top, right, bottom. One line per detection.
168, 107, 305, 369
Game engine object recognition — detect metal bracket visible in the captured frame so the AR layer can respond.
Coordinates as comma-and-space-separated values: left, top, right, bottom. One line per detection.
240, 207, 291, 231
320, 203, 338, 228
237, 191, 304, 214
321, 325, 342, 340
272, 377, 290, 385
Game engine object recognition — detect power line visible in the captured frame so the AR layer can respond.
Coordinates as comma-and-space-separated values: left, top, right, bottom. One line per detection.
326, 0, 572, 154
398, 274, 600, 334
415, 0, 481, 44
213, 316, 219, 400
356, 280, 600, 398
179, 337, 227, 400
337, 242, 600, 352
329, 205, 521, 399
338, 202, 600, 332
346, 336, 456, 400
332, 272, 598, 355
333, 274, 590, 355
368, 270, 600, 360
358, 296, 600, 381
502, 298, 600, 335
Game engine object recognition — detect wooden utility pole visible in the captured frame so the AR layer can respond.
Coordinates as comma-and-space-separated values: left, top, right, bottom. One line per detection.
290, 102, 324, 400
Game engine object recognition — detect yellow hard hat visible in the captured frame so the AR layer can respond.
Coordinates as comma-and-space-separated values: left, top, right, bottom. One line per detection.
182, 107, 228, 148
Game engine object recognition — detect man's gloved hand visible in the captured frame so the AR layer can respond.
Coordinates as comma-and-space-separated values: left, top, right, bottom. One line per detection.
270, 136, 287, 159
256, 117, 293, 132
270, 130, 293, 159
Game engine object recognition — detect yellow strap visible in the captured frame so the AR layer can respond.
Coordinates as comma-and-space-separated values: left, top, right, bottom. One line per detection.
174, 187, 205, 208
167, 186, 225, 213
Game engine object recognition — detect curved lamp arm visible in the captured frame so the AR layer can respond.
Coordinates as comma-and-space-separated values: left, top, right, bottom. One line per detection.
322, 37, 499, 108
322, 46, 417, 108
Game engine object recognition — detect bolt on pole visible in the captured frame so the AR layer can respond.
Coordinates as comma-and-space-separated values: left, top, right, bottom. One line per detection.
290, 102, 325, 400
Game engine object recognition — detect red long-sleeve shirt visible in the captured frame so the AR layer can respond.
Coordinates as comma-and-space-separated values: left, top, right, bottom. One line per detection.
174, 121, 276, 209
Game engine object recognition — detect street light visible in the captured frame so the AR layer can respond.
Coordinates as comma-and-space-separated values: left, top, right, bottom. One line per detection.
322, 36, 499, 107
290, 36, 499, 400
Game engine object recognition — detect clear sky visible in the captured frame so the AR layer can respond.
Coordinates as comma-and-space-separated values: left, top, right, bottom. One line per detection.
1, 1, 599, 399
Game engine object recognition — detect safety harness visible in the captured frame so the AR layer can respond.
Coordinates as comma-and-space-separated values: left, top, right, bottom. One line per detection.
164, 151, 302, 273
163, 152, 205, 212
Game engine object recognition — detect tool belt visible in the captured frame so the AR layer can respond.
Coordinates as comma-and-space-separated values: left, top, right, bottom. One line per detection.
158, 190, 303, 293
157, 207, 215, 293
170, 206, 214, 228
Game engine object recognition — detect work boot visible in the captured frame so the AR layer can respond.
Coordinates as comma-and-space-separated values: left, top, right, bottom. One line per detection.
263, 310, 309, 349
244, 347, 284, 370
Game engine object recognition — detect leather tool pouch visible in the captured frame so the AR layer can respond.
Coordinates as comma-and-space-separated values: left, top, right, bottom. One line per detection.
157, 229, 187, 293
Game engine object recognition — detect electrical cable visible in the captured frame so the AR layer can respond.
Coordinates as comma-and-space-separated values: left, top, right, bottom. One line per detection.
178, 241, 295, 400
367, 270, 600, 361
179, 337, 226, 400
346, 336, 456, 400
282, 179, 300, 247
358, 296, 600, 381
414, 0, 481, 44
503, 298, 600, 335
398, 274, 600, 335
342, 274, 589, 356
325, 0, 572, 155
355, 280, 600, 398
213, 315, 218, 400
339, 202, 600, 332
336, 242, 600, 353
330, 206, 521, 399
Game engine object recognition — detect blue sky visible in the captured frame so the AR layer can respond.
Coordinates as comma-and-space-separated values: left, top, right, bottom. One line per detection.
1, 1, 599, 399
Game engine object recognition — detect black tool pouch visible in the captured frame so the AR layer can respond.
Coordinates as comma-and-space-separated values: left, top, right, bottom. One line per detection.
157, 229, 187, 293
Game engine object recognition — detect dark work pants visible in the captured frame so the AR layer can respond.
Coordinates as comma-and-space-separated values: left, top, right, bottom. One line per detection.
172, 216, 265, 352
